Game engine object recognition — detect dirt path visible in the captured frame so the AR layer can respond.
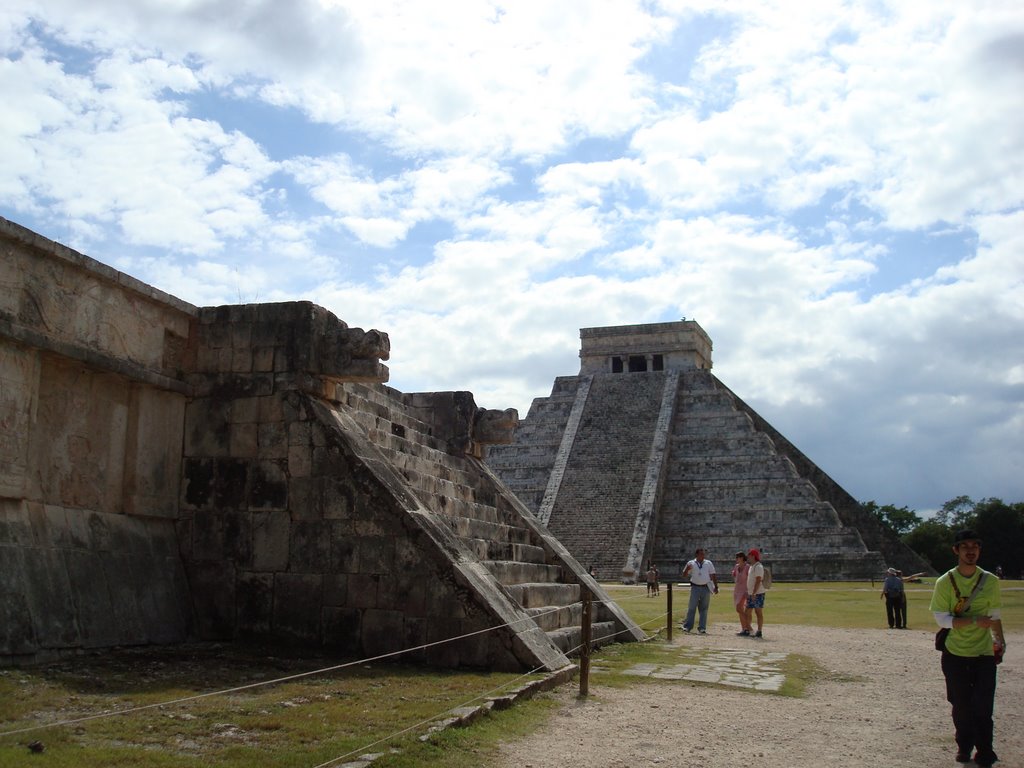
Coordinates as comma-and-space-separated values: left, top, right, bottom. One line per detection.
494, 622, 1023, 768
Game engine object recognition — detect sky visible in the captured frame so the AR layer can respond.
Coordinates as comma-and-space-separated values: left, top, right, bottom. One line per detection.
2, 0, 1022, 516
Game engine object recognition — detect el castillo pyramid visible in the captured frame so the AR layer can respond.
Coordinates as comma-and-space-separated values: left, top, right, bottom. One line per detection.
484, 321, 932, 582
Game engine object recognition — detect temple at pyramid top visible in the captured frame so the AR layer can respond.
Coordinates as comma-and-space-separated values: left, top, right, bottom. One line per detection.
579, 321, 713, 374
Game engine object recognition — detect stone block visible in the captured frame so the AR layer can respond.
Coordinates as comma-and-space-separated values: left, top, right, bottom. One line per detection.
347, 573, 379, 609
273, 572, 322, 641
0, 500, 34, 546
323, 606, 360, 652
183, 399, 231, 457
289, 476, 323, 521
289, 520, 331, 572
252, 511, 290, 572
182, 458, 215, 510
192, 512, 226, 561
322, 476, 355, 519
331, 532, 358, 573
63, 548, 117, 647
253, 346, 275, 372
360, 609, 405, 655
288, 444, 312, 479
323, 573, 348, 606
249, 460, 287, 510
132, 553, 190, 643
123, 387, 185, 518
223, 511, 253, 565
214, 458, 249, 509
101, 551, 147, 644
0, 343, 35, 499
258, 422, 288, 459
230, 422, 259, 458
357, 536, 395, 575
233, 397, 262, 428
187, 560, 236, 639
237, 572, 274, 635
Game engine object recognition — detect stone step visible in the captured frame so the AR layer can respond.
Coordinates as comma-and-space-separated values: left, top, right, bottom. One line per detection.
526, 603, 582, 631
459, 538, 547, 563
669, 434, 777, 455
545, 621, 620, 655
663, 478, 818, 502
484, 560, 564, 585
452, 517, 534, 545
505, 582, 581, 608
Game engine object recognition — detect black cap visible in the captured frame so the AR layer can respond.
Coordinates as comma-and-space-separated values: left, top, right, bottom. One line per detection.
953, 529, 982, 545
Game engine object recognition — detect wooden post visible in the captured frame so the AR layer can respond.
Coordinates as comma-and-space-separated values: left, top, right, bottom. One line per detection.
666, 581, 673, 641
579, 590, 592, 698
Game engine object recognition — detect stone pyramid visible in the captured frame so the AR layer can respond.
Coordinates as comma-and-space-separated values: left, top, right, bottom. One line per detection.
485, 322, 932, 582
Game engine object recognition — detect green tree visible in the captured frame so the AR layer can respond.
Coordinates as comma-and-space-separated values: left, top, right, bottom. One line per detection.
934, 495, 976, 529
972, 498, 1024, 577
862, 500, 922, 535
902, 519, 954, 572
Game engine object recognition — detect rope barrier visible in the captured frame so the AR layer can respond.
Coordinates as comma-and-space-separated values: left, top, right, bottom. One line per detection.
0, 605, 565, 739
0, 591, 668, 768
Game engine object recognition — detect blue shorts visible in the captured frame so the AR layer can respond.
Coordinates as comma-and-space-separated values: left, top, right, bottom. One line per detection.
746, 593, 766, 609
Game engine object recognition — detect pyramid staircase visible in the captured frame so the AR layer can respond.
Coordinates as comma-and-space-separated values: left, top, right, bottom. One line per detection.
649, 371, 885, 579
333, 383, 644, 657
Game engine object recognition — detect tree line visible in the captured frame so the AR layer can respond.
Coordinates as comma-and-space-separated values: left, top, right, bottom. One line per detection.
862, 496, 1024, 578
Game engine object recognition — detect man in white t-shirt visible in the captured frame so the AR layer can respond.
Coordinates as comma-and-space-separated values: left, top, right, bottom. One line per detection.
745, 548, 767, 638
681, 548, 718, 634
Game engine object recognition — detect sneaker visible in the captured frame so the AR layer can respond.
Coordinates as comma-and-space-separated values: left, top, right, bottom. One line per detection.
682, 627, 691, 634
736, 630, 751, 636
698, 629, 706, 635
753, 631, 763, 638
954, 752, 972, 764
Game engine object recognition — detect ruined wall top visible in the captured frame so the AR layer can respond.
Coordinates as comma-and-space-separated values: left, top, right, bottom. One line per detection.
578, 320, 712, 374
1, 216, 390, 391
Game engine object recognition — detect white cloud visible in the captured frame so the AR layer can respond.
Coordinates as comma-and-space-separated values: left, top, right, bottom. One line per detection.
1, 0, 1022, 513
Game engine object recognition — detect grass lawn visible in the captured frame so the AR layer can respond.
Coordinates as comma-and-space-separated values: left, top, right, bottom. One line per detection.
1, 580, 1018, 766
603, 578, 1024, 633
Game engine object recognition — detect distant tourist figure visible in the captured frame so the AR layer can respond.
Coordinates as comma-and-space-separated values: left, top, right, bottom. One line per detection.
930, 529, 1005, 767
745, 548, 767, 638
881, 567, 906, 629
646, 564, 657, 597
653, 564, 660, 595
680, 548, 718, 634
732, 551, 752, 636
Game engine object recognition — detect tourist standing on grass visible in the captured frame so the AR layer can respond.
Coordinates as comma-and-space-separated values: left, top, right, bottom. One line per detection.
732, 551, 752, 636
681, 548, 718, 634
930, 529, 1005, 767
881, 567, 905, 629
646, 563, 657, 597
745, 548, 766, 638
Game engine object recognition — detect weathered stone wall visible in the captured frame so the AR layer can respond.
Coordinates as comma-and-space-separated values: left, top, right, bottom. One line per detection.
1, 216, 641, 669
1, 217, 195, 662
175, 303, 531, 668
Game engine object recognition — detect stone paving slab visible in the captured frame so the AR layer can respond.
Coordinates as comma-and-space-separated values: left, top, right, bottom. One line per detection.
618, 646, 787, 691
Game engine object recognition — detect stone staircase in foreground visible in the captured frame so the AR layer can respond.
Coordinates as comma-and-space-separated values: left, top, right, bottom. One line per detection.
337, 383, 640, 655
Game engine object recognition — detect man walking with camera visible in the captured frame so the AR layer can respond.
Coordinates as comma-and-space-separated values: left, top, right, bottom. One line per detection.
930, 529, 1006, 767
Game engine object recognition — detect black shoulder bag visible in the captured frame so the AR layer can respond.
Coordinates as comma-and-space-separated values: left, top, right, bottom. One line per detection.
935, 569, 986, 651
